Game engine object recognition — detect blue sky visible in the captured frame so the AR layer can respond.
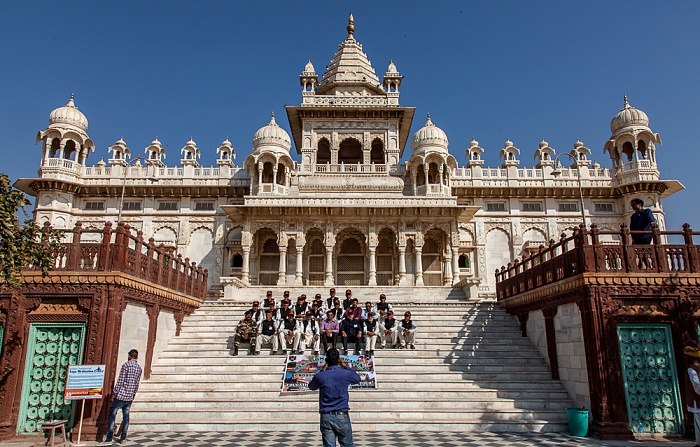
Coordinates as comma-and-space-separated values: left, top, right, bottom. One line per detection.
1, 1, 697, 229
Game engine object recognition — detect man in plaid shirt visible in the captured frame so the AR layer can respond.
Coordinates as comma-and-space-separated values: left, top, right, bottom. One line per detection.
104, 349, 142, 444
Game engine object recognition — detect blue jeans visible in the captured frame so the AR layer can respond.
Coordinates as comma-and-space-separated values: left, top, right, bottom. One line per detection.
320, 412, 354, 447
106, 399, 132, 441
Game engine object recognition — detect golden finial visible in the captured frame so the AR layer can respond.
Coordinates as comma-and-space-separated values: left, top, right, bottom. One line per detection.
347, 13, 355, 38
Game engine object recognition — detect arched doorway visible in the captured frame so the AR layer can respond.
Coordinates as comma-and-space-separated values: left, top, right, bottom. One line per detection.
336, 229, 365, 285
305, 228, 325, 286
338, 138, 362, 164
422, 229, 444, 286
257, 229, 279, 285
376, 228, 396, 285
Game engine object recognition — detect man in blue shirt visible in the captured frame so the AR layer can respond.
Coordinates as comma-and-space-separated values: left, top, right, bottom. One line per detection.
630, 198, 655, 244
308, 348, 361, 447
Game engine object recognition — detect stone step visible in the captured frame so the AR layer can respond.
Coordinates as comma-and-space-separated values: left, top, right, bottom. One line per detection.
145, 370, 556, 382
130, 408, 566, 422
151, 356, 548, 366
129, 420, 568, 433
133, 297, 573, 434
167, 335, 532, 344
135, 389, 572, 401
161, 343, 541, 352
132, 397, 570, 410
150, 363, 550, 374
140, 380, 565, 391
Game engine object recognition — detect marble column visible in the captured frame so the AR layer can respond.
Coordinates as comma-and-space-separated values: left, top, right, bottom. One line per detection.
368, 248, 377, 286
398, 247, 407, 285
444, 245, 452, 286
277, 246, 287, 285
452, 246, 461, 285
295, 246, 303, 285
325, 247, 334, 286
415, 248, 424, 286
241, 247, 250, 285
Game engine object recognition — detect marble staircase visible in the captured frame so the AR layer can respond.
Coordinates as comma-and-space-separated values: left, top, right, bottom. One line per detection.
130, 289, 572, 432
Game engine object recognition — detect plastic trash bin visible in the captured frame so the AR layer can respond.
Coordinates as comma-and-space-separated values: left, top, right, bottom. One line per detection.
566, 407, 589, 437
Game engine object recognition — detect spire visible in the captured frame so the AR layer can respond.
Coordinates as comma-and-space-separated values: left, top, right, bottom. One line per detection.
270, 112, 276, 125
67, 93, 75, 108
623, 95, 629, 108
347, 13, 355, 40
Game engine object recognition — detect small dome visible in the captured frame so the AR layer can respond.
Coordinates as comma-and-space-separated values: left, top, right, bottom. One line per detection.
220, 138, 232, 148
469, 138, 479, 148
303, 60, 316, 74
610, 96, 649, 133
411, 114, 448, 152
387, 60, 398, 74
253, 113, 292, 151
573, 139, 584, 150
539, 138, 549, 149
49, 94, 88, 131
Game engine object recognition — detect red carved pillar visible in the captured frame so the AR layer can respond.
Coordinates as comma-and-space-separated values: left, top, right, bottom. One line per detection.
94, 287, 128, 439
577, 289, 633, 439
0, 290, 25, 439
144, 304, 160, 380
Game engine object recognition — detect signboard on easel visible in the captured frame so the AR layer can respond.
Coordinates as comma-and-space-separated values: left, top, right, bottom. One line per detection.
65, 365, 106, 400
64, 365, 106, 445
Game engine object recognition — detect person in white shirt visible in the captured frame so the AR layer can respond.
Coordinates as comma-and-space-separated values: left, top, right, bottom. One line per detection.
298, 311, 321, 355
363, 312, 379, 357
685, 346, 700, 447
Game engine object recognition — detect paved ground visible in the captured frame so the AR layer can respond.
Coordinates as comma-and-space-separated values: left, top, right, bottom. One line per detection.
1, 432, 695, 447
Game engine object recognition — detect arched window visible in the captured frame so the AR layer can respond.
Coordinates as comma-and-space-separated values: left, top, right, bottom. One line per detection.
150, 151, 157, 159
262, 162, 274, 183
637, 140, 648, 159
416, 164, 425, 186
276, 163, 286, 185
338, 138, 362, 164
370, 138, 384, 164
317, 138, 331, 164
64, 140, 77, 160
50, 138, 61, 158
622, 142, 634, 162
458, 254, 470, 269
428, 163, 439, 184
231, 253, 243, 268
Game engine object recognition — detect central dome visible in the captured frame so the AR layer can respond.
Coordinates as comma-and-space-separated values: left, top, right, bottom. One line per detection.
253, 113, 292, 152
411, 114, 448, 152
49, 94, 88, 131
610, 96, 649, 133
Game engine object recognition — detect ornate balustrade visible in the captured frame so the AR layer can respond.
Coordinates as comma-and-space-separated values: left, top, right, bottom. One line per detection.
496, 223, 700, 302
37, 221, 208, 301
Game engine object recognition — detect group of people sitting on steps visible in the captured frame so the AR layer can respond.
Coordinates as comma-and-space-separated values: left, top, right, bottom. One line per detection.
231, 288, 417, 356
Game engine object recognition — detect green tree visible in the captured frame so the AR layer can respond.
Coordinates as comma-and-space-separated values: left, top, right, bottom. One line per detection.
0, 173, 62, 286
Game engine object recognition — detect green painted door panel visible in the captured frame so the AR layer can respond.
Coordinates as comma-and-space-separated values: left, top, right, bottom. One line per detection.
617, 324, 684, 435
16, 323, 85, 435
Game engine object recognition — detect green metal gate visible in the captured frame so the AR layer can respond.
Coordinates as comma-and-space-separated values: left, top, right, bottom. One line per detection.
617, 324, 683, 435
16, 323, 86, 434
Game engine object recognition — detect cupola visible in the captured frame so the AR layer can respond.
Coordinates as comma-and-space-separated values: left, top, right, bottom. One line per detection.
252, 113, 292, 155
411, 114, 448, 155
108, 138, 130, 165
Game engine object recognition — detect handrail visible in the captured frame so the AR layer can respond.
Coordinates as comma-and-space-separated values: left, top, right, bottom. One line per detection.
33, 221, 208, 302
495, 223, 699, 302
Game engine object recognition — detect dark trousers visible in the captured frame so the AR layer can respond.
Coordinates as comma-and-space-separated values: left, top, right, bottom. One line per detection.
342, 335, 361, 352
321, 333, 338, 352
106, 399, 133, 441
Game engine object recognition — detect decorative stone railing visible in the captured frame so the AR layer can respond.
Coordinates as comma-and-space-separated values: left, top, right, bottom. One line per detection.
495, 224, 700, 303
36, 221, 208, 302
